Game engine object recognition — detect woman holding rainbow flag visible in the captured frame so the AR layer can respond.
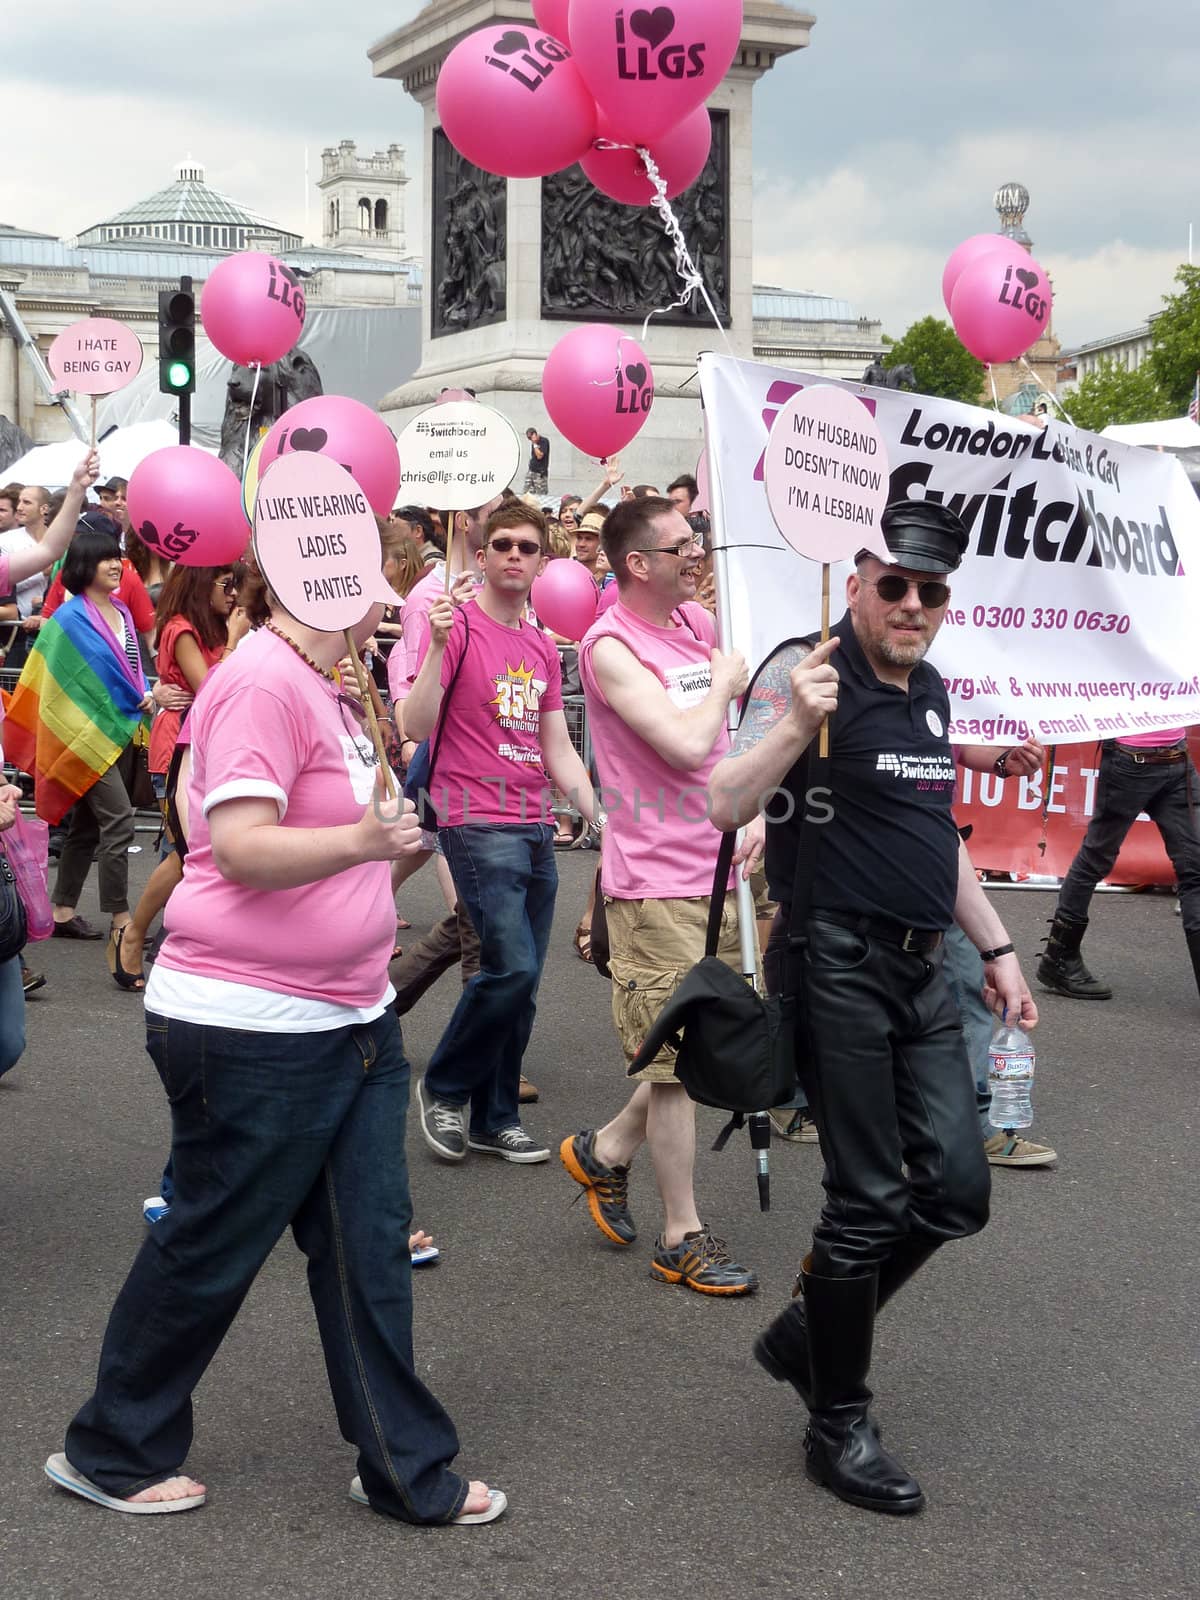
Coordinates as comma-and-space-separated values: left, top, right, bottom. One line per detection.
5, 514, 153, 943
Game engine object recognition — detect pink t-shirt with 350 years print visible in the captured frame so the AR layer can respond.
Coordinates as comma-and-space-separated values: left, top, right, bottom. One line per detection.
423, 597, 563, 828
154, 627, 395, 1007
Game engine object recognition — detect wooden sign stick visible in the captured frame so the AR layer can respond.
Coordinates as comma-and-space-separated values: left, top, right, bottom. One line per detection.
443, 510, 457, 594
342, 629, 397, 800
90, 395, 98, 452
819, 562, 831, 757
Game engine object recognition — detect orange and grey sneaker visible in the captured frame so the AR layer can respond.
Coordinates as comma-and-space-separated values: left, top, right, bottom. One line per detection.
559, 1130, 636, 1245
650, 1227, 758, 1296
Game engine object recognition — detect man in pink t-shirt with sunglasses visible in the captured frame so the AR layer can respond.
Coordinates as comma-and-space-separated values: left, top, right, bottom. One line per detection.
561, 495, 760, 1298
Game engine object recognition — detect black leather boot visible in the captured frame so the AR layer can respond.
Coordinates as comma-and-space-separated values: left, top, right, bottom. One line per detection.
1188, 930, 1200, 1001
1036, 912, 1112, 999
754, 1236, 938, 1406
801, 1269, 924, 1514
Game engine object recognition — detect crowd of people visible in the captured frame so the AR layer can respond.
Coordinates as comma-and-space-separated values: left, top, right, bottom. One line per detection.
2, 425, 1195, 1527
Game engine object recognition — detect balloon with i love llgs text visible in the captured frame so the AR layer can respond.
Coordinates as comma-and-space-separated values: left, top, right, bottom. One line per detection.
259, 395, 400, 520
569, 0, 743, 145
200, 252, 306, 368
542, 324, 655, 460
941, 233, 1028, 315
436, 25, 597, 179
950, 250, 1053, 366
581, 104, 712, 205
127, 447, 249, 568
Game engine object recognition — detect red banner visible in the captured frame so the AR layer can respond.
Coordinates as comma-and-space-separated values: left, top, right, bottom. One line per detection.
955, 732, 1199, 884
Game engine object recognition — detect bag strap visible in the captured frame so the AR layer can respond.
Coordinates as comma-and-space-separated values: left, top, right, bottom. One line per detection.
424, 605, 471, 801
703, 634, 830, 960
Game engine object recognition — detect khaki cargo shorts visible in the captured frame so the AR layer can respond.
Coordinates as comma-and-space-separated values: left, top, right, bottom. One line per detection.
606, 891, 741, 1083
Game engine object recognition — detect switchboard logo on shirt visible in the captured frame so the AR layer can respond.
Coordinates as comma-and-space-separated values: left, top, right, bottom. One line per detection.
875, 751, 957, 786
487, 661, 546, 733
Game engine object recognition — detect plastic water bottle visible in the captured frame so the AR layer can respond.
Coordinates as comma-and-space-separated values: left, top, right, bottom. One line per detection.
987, 1020, 1035, 1130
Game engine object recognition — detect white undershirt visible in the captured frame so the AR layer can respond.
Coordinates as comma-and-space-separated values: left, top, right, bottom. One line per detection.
144, 965, 395, 1032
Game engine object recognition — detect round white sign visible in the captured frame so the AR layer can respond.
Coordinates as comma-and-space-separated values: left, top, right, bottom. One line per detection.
926, 709, 944, 738
397, 401, 521, 511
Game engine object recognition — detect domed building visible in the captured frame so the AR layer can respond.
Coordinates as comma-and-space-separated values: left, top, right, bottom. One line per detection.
77, 160, 302, 253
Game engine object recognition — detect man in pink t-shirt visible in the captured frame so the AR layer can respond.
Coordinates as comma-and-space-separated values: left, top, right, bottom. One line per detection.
405, 503, 598, 1164
560, 496, 759, 1297
1037, 722, 1200, 999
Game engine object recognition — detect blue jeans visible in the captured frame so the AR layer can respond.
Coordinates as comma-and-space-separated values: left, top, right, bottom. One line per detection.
941, 924, 996, 1135
0, 954, 26, 1078
427, 823, 557, 1135
64, 1010, 467, 1521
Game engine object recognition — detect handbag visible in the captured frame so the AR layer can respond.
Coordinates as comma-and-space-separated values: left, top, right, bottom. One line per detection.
0, 851, 28, 963
403, 608, 471, 831
3, 810, 53, 942
589, 865, 610, 978
625, 636, 829, 1118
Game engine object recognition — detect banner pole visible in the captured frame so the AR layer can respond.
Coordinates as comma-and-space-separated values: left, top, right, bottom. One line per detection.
706, 359, 761, 987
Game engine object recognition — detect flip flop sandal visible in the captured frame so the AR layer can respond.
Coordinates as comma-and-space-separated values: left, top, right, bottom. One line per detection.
44, 1453, 205, 1515
349, 1476, 506, 1523
109, 928, 146, 992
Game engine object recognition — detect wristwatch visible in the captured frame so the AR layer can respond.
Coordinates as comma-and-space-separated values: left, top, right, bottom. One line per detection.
993, 751, 1011, 778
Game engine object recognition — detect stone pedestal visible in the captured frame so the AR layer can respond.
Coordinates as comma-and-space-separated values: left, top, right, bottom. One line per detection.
370, 1, 813, 493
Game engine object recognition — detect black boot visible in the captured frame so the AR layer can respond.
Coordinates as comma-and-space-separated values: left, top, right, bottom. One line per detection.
1036, 912, 1112, 999
754, 1236, 938, 1407
1188, 930, 1200, 1001
801, 1268, 924, 1514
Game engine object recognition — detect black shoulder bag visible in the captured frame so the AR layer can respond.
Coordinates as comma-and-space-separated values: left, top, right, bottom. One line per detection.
0, 851, 28, 964
403, 607, 472, 832
625, 636, 828, 1117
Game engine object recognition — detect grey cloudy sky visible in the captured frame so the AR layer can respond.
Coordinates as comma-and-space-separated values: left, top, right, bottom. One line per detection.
6, 1, 1196, 347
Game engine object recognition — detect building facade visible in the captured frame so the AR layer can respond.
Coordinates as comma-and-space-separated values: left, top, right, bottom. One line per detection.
319, 141, 409, 259
752, 285, 885, 379
1, 159, 420, 445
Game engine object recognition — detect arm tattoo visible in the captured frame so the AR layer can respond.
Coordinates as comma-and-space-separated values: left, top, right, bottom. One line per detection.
727, 643, 811, 758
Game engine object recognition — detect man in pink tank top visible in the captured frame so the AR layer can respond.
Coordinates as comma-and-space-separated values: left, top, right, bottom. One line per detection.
1037, 723, 1200, 1000
560, 496, 759, 1297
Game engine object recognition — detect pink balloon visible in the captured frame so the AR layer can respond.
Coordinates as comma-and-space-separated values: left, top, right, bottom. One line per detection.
950, 250, 1052, 366
200, 252, 306, 367
260, 395, 400, 519
569, 0, 743, 144
581, 105, 711, 205
127, 447, 248, 568
542, 324, 654, 459
436, 26, 597, 179
941, 233, 1027, 314
532, 558, 599, 641
532, 0, 571, 40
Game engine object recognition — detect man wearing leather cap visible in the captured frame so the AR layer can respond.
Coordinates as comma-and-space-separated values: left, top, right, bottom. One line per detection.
707, 498, 1039, 1516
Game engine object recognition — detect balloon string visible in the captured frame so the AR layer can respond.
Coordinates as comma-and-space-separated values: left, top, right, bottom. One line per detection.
1019, 355, 1075, 426
243, 362, 263, 477
987, 364, 1001, 412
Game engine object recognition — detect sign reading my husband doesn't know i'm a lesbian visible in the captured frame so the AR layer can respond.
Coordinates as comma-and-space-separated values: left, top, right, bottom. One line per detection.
47, 317, 143, 396
252, 452, 397, 633
762, 384, 891, 565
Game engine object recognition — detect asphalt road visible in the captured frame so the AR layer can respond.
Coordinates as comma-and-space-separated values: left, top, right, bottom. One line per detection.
1, 847, 1197, 1600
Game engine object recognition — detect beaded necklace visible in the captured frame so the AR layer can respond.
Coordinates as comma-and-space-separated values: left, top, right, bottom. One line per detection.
265, 621, 337, 682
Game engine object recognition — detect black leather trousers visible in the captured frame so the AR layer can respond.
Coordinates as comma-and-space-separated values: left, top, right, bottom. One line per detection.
795, 917, 991, 1277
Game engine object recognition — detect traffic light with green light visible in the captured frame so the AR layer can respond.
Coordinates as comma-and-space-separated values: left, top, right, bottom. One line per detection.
158, 286, 195, 395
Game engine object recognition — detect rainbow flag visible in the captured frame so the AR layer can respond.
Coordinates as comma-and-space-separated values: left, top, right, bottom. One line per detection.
3, 594, 148, 824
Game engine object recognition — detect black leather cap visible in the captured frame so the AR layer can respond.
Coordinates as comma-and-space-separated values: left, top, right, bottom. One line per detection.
859, 499, 969, 574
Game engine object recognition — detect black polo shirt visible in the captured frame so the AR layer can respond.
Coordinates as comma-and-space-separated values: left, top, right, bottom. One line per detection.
764, 609, 959, 931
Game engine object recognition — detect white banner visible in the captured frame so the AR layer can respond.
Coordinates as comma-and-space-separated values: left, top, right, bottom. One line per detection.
700, 353, 1200, 744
